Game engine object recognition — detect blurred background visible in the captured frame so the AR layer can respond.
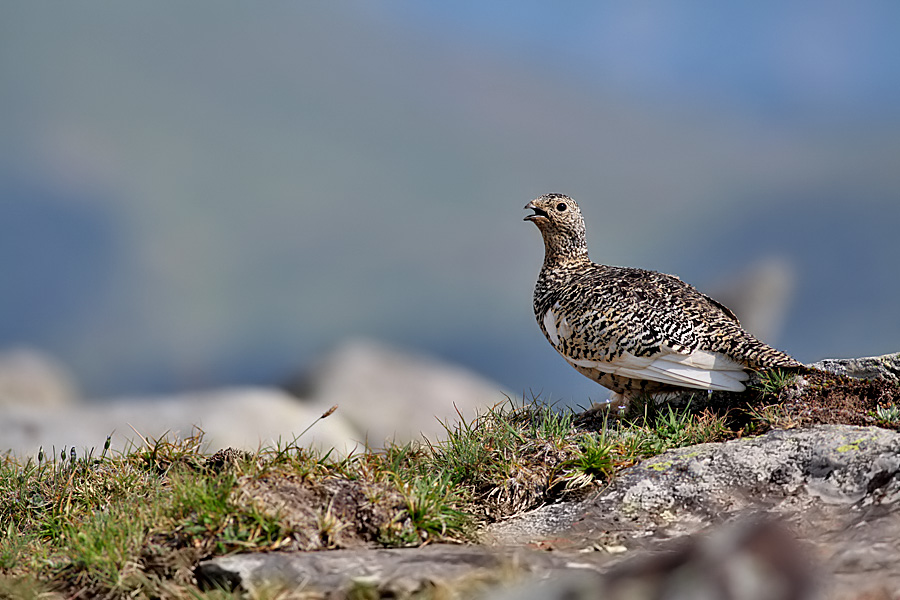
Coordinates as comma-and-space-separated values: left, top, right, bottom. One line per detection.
2, 2, 899, 406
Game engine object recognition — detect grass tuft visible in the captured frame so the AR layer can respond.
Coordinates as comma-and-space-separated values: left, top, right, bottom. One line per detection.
751, 368, 798, 398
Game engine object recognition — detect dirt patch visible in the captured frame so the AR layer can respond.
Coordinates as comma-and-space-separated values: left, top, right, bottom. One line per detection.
237, 474, 411, 550
139, 538, 206, 590
779, 370, 899, 428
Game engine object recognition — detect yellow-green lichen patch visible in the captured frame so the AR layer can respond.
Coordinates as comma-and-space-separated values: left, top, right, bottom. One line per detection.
678, 449, 705, 460
645, 460, 673, 472
836, 436, 875, 453
643, 449, 706, 472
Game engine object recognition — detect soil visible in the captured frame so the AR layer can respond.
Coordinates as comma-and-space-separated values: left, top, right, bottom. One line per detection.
778, 369, 899, 428
236, 473, 412, 550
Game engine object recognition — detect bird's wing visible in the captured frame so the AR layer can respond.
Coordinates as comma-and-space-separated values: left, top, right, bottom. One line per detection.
543, 271, 749, 391
565, 347, 749, 392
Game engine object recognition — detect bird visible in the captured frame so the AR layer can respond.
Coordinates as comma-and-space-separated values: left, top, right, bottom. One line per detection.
524, 193, 803, 410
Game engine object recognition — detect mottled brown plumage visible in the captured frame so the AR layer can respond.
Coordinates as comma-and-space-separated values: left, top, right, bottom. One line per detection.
525, 193, 802, 409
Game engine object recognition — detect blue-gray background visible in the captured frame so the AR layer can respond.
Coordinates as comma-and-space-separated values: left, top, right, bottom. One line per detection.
2, 2, 898, 403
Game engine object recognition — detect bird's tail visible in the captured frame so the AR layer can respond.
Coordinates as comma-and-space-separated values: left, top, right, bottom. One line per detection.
723, 329, 804, 370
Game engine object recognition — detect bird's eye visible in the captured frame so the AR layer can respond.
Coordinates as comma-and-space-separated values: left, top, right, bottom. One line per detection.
556, 202, 567, 212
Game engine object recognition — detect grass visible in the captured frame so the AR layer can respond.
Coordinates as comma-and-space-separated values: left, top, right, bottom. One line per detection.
0, 395, 738, 599
750, 368, 799, 398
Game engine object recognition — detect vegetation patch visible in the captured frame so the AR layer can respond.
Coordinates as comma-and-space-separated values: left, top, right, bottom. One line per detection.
1, 369, 897, 598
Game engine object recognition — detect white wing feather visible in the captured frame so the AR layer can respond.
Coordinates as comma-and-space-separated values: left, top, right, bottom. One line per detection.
544, 304, 575, 348
564, 348, 748, 392
543, 308, 560, 346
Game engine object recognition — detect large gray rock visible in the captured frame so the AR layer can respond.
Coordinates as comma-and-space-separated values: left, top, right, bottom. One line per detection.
197, 520, 816, 600
488, 424, 900, 599
809, 352, 900, 383
0, 337, 507, 458
0, 387, 359, 458
0, 348, 79, 407
486, 518, 815, 600
288, 338, 506, 446
196, 545, 598, 597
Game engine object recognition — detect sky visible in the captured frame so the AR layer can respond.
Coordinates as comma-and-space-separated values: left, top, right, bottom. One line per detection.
1, 2, 898, 403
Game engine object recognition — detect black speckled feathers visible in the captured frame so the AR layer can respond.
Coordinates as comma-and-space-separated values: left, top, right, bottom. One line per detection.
525, 193, 803, 408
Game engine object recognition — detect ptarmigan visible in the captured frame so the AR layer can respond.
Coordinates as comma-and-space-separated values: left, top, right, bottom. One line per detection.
524, 193, 803, 410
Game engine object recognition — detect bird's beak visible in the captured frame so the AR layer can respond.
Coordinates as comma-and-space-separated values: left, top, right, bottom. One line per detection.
524, 201, 548, 222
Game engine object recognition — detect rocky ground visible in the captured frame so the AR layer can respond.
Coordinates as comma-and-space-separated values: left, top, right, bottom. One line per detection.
194, 353, 900, 600
3, 351, 899, 599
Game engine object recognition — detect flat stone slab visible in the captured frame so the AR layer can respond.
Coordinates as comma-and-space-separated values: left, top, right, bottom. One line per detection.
195, 544, 605, 596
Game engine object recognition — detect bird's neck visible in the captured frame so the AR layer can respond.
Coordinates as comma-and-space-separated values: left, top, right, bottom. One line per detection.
534, 255, 590, 314
536, 245, 591, 304
541, 236, 590, 270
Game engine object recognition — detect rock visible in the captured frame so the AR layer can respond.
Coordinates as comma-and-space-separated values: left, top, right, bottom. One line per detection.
195, 545, 599, 597
286, 338, 506, 446
0, 348, 79, 407
488, 424, 900, 599
196, 519, 817, 599
487, 518, 815, 600
0, 387, 359, 458
490, 425, 900, 545
809, 352, 900, 384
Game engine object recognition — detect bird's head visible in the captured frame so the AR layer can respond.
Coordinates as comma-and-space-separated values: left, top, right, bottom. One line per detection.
524, 193, 589, 262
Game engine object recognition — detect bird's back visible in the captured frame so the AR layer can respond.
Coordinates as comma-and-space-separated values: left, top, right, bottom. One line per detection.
534, 261, 800, 370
